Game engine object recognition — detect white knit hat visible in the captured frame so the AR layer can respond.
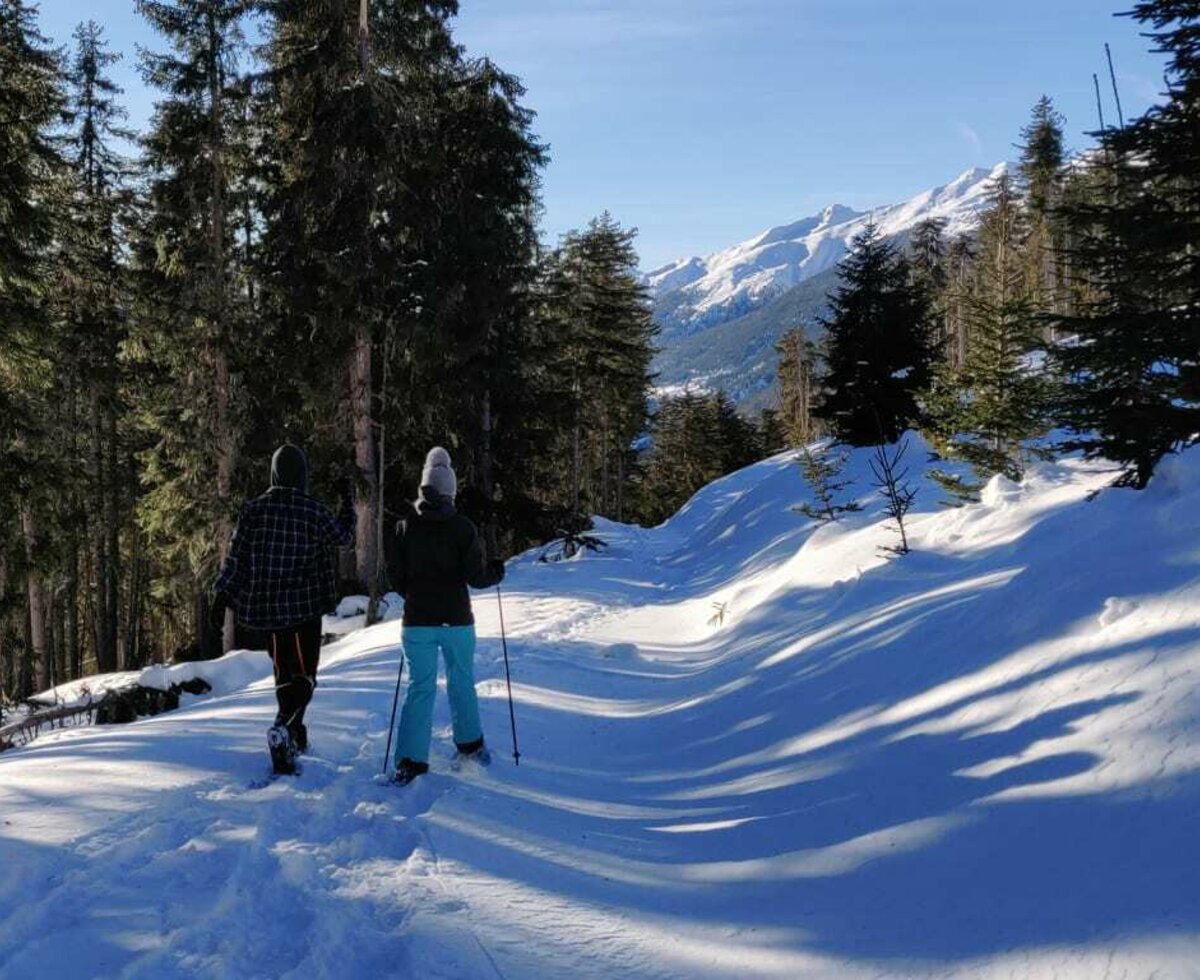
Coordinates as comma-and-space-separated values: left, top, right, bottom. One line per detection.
421, 446, 457, 501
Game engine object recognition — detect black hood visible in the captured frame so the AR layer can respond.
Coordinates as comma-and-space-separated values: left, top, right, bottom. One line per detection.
416, 486, 456, 522
270, 445, 309, 493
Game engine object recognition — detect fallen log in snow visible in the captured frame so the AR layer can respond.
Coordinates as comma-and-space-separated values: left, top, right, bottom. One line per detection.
0, 676, 213, 753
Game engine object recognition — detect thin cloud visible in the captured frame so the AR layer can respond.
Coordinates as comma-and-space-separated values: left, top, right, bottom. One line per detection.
956, 123, 984, 160
1118, 69, 1165, 106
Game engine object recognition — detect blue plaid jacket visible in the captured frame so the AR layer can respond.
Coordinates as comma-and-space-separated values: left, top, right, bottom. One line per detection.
215, 488, 355, 631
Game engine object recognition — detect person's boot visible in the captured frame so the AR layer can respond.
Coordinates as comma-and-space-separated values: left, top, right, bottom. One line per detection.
289, 721, 308, 754
456, 737, 491, 766
268, 724, 297, 775
393, 758, 429, 785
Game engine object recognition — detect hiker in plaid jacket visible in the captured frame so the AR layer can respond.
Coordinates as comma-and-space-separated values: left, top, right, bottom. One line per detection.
210, 445, 355, 752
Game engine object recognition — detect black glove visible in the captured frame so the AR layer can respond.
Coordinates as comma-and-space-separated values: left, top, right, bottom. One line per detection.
209, 591, 231, 633
488, 558, 506, 583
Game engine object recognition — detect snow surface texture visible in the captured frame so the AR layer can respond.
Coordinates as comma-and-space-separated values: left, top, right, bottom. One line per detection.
3, 440, 1200, 979
647, 164, 1006, 335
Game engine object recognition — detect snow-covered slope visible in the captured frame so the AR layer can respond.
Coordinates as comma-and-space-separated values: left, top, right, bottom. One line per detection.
3, 441, 1200, 979
649, 164, 1006, 338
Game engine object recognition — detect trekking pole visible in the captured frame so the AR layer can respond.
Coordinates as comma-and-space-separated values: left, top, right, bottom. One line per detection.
381, 649, 405, 776
496, 584, 521, 765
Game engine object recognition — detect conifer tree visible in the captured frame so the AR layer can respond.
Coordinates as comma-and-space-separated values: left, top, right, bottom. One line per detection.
795, 444, 861, 523
756, 408, 787, 455
1051, 1, 1200, 488
130, 0, 255, 654
0, 0, 63, 694
1017, 96, 1066, 219
932, 173, 1049, 484
262, 1, 554, 579
1017, 97, 1068, 321
260, 0, 463, 598
414, 59, 546, 551
870, 437, 917, 557
639, 389, 764, 525
57, 20, 138, 673
0, 0, 59, 350
909, 218, 948, 297
909, 217, 950, 365
640, 391, 724, 524
813, 224, 937, 446
712, 391, 761, 474
775, 326, 818, 446
943, 234, 977, 370
541, 214, 656, 525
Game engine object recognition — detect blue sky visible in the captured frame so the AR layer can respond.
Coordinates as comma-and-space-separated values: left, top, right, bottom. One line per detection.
36, 0, 1169, 269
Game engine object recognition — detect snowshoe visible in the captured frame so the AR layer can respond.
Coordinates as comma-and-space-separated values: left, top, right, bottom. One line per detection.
268, 724, 298, 775
392, 758, 429, 785
452, 739, 492, 771
459, 745, 491, 767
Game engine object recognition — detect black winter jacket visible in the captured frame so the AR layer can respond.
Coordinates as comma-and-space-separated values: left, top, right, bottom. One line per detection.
390, 492, 502, 627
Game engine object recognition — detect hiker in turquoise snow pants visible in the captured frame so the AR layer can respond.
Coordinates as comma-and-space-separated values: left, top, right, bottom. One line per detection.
388, 447, 505, 784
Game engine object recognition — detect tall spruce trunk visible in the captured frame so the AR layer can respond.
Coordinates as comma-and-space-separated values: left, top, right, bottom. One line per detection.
952, 268, 968, 371
799, 356, 813, 444
50, 596, 63, 690
571, 370, 582, 518
215, 348, 235, 652
65, 385, 81, 679
66, 553, 80, 680
124, 527, 144, 670
90, 390, 116, 674
480, 389, 498, 556
352, 0, 379, 599
368, 326, 393, 624
104, 403, 121, 670
21, 589, 33, 697
207, 6, 236, 655
0, 555, 8, 701
21, 506, 49, 693
351, 328, 378, 589
600, 409, 610, 517
616, 450, 625, 523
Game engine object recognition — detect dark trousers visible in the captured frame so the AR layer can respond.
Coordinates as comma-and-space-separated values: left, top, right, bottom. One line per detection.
269, 618, 322, 729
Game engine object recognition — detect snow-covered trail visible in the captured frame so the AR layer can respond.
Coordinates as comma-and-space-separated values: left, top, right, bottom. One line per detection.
3, 444, 1200, 979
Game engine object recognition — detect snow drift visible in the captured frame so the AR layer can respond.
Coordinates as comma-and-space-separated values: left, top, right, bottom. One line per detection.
2, 440, 1199, 979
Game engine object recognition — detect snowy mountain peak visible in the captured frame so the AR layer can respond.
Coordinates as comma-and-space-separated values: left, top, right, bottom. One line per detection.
649, 163, 1008, 337
821, 202, 860, 225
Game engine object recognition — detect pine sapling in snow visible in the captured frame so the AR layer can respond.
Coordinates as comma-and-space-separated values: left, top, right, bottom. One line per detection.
928, 463, 982, 508
539, 518, 608, 562
795, 443, 862, 522
869, 437, 918, 557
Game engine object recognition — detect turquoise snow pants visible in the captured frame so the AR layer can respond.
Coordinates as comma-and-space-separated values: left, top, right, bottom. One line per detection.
394, 625, 483, 766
